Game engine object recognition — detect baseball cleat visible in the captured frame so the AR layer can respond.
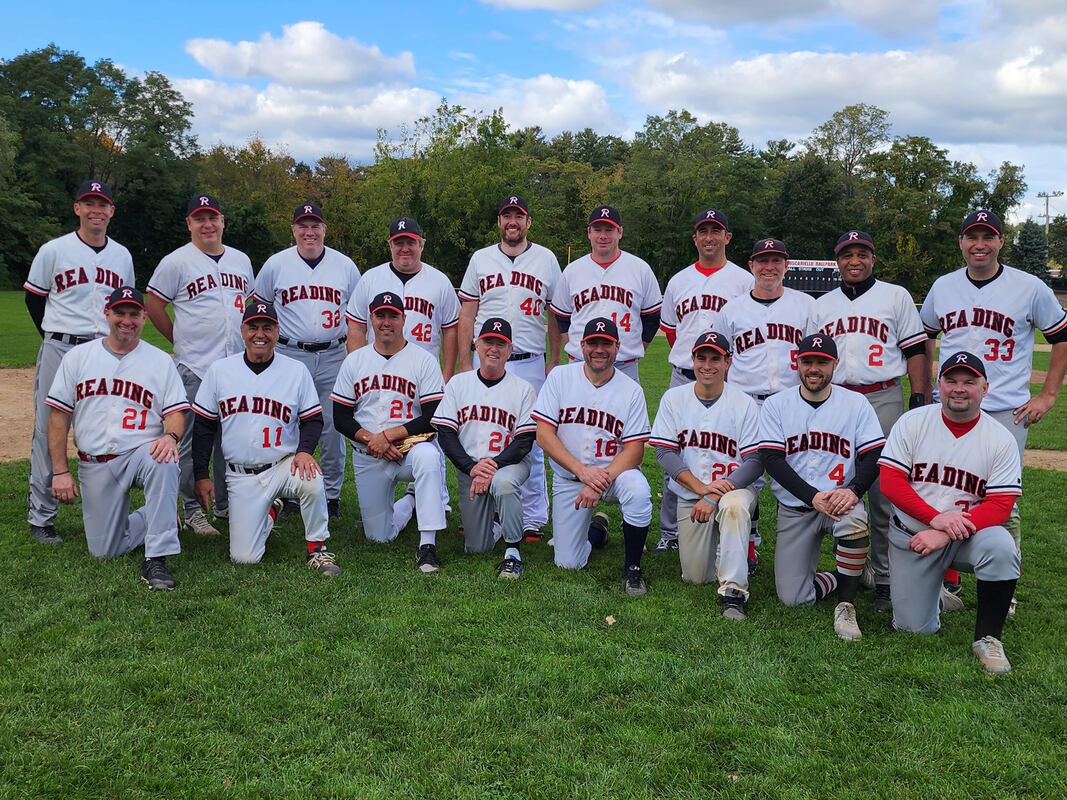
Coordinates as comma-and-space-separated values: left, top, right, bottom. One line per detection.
859, 559, 875, 590
833, 602, 862, 640
651, 533, 679, 553
747, 552, 759, 576
874, 584, 892, 613
622, 564, 647, 596
327, 499, 340, 519
279, 499, 300, 520
972, 636, 1011, 674
497, 557, 523, 579
307, 546, 342, 576
415, 544, 440, 574
720, 590, 747, 620
29, 524, 63, 544
588, 512, 610, 548
140, 557, 175, 591
522, 527, 543, 543
940, 580, 964, 613
185, 509, 220, 537
214, 508, 229, 520
1007, 596, 1018, 620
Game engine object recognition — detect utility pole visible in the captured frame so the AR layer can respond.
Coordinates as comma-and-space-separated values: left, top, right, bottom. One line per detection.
1036, 190, 1063, 238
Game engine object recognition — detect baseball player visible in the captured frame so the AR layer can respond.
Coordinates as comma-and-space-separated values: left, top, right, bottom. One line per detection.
717, 237, 816, 572
653, 208, 753, 553
332, 292, 447, 572
759, 334, 886, 640
24, 179, 135, 544
433, 318, 537, 577
878, 351, 1021, 674
812, 230, 929, 612
533, 317, 653, 595
651, 331, 763, 619
253, 202, 361, 519
146, 193, 254, 537
191, 301, 340, 575
920, 209, 1067, 611
46, 287, 187, 590
457, 194, 562, 541
550, 205, 662, 383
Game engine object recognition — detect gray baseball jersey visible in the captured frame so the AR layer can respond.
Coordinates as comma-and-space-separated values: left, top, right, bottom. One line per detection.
254, 246, 361, 344
659, 261, 753, 370
432, 371, 537, 459
718, 289, 815, 397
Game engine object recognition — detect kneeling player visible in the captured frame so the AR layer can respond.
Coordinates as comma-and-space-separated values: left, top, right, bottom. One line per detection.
533, 318, 653, 595
193, 301, 340, 575
433, 318, 537, 577
878, 352, 1021, 674
652, 332, 763, 619
759, 334, 885, 639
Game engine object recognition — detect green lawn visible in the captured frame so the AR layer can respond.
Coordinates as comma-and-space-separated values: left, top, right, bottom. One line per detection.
2, 301, 1066, 798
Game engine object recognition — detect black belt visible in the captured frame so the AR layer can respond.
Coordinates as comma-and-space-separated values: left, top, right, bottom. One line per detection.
891, 514, 918, 535
50, 333, 91, 346
79, 452, 117, 463
755, 393, 772, 401
781, 503, 816, 514
279, 335, 346, 352
227, 462, 273, 475
678, 367, 696, 380
508, 352, 535, 362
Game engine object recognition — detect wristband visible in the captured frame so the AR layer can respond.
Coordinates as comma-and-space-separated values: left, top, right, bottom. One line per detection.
166, 431, 180, 443
702, 495, 718, 505
53, 470, 69, 476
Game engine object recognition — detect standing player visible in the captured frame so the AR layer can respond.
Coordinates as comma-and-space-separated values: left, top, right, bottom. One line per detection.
332, 293, 447, 572
878, 352, 1021, 674
653, 208, 752, 553
759, 334, 885, 640
254, 202, 361, 518
533, 318, 653, 595
920, 209, 1067, 610
651, 332, 763, 619
433, 318, 537, 577
550, 205, 662, 383
457, 194, 562, 541
812, 230, 929, 612
192, 301, 340, 575
24, 179, 135, 544
46, 287, 187, 589
146, 194, 254, 537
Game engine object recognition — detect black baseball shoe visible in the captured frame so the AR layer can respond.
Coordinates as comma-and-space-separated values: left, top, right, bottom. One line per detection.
415, 544, 440, 574
497, 556, 523, 579
327, 499, 340, 519
622, 564, 647, 596
29, 524, 62, 544
307, 545, 342, 576
874, 584, 892, 612
522, 527, 543, 543
651, 533, 679, 553
140, 557, 175, 591
720, 589, 747, 620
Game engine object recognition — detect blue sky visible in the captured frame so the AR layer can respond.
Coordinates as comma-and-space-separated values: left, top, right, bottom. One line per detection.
6, 0, 1067, 223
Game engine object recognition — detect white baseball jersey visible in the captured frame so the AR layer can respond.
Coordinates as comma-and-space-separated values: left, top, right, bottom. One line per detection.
330, 343, 445, 432
650, 382, 761, 500
345, 263, 460, 357
458, 242, 562, 356
659, 261, 753, 369
147, 242, 254, 377
813, 280, 926, 385
759, 386, 885, 506
718, 289, 815, 397
46, 339, 188, 455
432, 371, 537, 460
878, 405, 1022, 533
24, 232, 135, 337
551, 251, 663, 362
531, 361, 650, 479
192, 352, 321, 466
254, 246, 361, 344
920, 264, 1067, 411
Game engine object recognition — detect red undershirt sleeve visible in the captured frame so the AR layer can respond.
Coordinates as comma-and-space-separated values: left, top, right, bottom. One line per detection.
966, 494, 1016, 530
878, 464, 940, 525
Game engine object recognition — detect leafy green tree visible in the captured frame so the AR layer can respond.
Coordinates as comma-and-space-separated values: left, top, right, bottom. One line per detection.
1047, 214, 1067, 271
1006, 218, 1050, 281
764, 153, 848, 259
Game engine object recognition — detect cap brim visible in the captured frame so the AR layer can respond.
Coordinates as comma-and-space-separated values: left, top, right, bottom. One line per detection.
187, 208, 222, 217
499, 205, 528, 215
960, 223, 1001, 236
752, 249, 789, 259
796, 349, 836, 360
692, 343, 729, 356
939, 364, 984, 379
243, 314, 277, 324
478, 333, 512, 343
389, 233, 419, 241
107, 300, 145, 311
294, 213, 324, 223
589, 220, 621, 229
77, 192, 113, 203
694, 220, 727, 231
834, 241, 875, 255
370, 305, 405, 315
582, 334, 619, 344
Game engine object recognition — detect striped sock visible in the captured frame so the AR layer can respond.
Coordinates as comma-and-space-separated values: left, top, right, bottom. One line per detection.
836, 538, 869, 577
813, 571, 838, 601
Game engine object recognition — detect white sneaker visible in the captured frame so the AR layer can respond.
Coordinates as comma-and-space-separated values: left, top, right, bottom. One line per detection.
185, 509, 220, 536
972, 636, 1011, 674
833, 602, 862, 640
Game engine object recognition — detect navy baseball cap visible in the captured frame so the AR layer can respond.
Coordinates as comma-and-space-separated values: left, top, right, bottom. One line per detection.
834, 230, 876, 255
960, 209, 1003, 236
498, 194, 529, 216
939, 351, 987, 379
692, 330, 731, 356
242, 300, 278, 324
76, 179, 113, 203
390, 217, 422, 240
751, 238, 789, 258
694, 208, 729, 232
588, 205, 622, 228
293, 202, 325, 223
582, 317, 620, 343
187, 194, 222, 217
369, 291, 405, 315
796, 333, 838, 360
478, 317, 513, 343
105, 286, 144, 311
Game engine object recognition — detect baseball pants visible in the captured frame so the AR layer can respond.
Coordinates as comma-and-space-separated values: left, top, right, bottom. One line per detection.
988, 408, 1029, 548
774, 503, 868, 607
888, 517, 1020, 634
77, 442, 181, 559
456, 462, 530, 554
177, 363, 228, 517
862, 383, 905, 587
657, 366, 694, 541
352, 441, 446, 542
28, 337, 78, 527
279, 342, 347, 503
225, 454, 329, 564
677, 488, 755, 598
550, 468, 652, 569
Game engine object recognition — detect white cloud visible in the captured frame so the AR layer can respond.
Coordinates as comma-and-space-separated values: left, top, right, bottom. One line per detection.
185, 21, 414, 87
453, 73, 623, 134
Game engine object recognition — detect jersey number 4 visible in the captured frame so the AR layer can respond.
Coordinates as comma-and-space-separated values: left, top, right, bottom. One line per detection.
829, 464, 845, 486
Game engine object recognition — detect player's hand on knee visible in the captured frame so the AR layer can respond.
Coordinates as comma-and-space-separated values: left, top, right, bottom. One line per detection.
691, 497, 716, 523
52, 472, 79, 503
705, 479, 734, 501
291, 452, 321, 480
149, 434, 179, 463
366, 431, 394, 459
909, 529, 950, 556
575, 484, 602, 509
929, 511, 975, 539
471, 458, 497, 481
576, 465, 611, 493
470, 474, 491, 498
812, 492, 842, 521
826, 488, 858, 515
194, 478, 214, 511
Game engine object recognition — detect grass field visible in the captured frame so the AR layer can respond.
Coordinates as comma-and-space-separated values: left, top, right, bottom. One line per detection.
1, 294, 1066, 798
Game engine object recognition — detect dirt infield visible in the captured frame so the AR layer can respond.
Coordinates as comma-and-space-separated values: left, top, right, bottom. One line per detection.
4, 366, 1065, 470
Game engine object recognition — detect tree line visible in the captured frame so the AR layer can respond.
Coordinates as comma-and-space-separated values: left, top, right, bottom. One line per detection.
2, 44, 1062, 293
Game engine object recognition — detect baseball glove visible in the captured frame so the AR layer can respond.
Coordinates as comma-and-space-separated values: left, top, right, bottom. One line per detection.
396, 432, 436, 454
